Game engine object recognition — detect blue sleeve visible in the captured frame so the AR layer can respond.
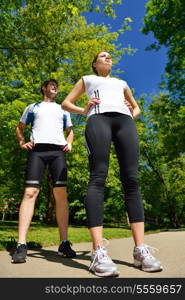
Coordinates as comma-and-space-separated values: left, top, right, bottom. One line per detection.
20, 104, 35, 126
63, 111, 72, 130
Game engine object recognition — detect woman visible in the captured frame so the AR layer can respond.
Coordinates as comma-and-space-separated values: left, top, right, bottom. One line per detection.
62, 51, 163, 277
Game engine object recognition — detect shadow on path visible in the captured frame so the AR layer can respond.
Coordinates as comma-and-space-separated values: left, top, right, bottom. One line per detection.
19, 248, 134, 272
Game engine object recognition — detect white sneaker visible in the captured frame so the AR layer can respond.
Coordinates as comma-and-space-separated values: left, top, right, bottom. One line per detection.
89, 239, 119, 277
133, 243, 163, 272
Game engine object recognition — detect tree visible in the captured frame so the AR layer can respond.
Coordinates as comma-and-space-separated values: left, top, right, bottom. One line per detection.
147, 93, 185, 160
141, 0, 185, 228
0, 0, 134, 223
142, 0, 185, 103
0, 0, 130, 104
0, 100, 27, 220
137, 94, 185, 228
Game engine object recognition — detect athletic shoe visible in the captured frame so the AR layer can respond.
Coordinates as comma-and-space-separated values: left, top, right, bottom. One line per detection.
58, 240, 76, 258
133, 243, 163, 272
89, 239, 119, 277
11, 243, 27, 263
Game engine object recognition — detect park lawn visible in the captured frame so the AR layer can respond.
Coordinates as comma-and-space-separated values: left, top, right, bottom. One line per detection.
0, 221, 132, 251
0, 221, 160, 251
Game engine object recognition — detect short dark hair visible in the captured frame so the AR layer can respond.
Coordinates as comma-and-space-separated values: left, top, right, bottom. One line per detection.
40, 79, 58, 95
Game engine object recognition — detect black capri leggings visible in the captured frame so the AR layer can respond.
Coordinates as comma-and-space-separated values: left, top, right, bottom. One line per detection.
85, 112, 144, 228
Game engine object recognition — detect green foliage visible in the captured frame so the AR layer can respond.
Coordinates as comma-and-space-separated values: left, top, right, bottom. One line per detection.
0, 0, 129, 104
0, 0, 132, 225
0, 221, 132, 250
142, 0, 185, 102
141, 0, 185, 225
147, 94, 185, 160
1, 0, 184, 230
0, 101, 27, 213
137, 94, 185, 228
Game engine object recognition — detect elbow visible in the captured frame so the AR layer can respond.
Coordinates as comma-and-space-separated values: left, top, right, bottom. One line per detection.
61, 100, 67, 110
135, 105, 141, 115
137, 108, 142, 118
15, 126, 19, 135
136, 108, 142, 118
62, 100, 71, 111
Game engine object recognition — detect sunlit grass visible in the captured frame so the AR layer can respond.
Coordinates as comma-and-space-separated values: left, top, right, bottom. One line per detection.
0, 221, 159, 251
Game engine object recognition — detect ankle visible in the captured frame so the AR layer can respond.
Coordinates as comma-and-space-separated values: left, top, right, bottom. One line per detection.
18, 242, 27, 245
135, 243, 145, 248
60, 239, 68, 243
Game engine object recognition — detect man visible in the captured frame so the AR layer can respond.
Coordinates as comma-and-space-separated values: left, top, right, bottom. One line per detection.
12, 79, 76, 263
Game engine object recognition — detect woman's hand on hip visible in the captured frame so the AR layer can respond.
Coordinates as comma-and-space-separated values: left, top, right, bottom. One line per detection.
83, 98, 101, 114
132, 107, 141, 118
124, 99, 133, 114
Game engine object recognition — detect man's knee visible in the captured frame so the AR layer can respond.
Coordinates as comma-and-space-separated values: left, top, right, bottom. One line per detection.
53, 186, 66, 194
23, 188, 39, 200
53, 186, 67, 200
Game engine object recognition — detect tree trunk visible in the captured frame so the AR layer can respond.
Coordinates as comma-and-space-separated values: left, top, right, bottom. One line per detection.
169, 212, 180, 229
2, 212, 6, 221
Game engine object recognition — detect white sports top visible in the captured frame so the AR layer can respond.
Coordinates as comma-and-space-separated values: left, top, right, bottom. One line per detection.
82, 75, 132, 118
20, 102, 72, 145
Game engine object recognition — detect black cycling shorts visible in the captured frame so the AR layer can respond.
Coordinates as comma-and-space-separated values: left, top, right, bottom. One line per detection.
25, 144, 67, 188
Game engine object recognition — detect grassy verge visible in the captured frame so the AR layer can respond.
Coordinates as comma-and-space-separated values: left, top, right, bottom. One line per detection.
0, 221, 160, 251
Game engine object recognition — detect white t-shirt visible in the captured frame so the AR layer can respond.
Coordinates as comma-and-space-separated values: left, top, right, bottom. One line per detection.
82, 75, 132, 118
20, 102, 72, 145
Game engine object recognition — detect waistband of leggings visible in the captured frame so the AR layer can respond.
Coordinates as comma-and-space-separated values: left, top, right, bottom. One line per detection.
32, 143, 64, 152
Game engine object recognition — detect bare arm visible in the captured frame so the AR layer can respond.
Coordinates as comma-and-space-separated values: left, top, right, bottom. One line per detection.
63, 127, 74, 152
66, 127, 74, 145
124, 84, 141, 118
16, 122, 34, 150
62, 78, 100, 114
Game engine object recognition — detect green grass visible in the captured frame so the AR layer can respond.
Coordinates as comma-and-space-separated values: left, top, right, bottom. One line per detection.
0, 221, 160, 251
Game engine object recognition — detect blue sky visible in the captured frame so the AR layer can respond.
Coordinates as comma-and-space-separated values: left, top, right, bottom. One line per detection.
85, 0, 167, 99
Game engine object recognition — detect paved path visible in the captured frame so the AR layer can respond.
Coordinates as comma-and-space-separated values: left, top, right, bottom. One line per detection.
0, 231, 185, 278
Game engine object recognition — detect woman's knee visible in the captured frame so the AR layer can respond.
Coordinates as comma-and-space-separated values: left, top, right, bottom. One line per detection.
89, 172, 107, 187
123, 176, 139, 192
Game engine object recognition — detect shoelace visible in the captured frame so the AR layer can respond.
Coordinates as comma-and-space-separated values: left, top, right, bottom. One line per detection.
66, 241, 72, 246
89, 239, 111, 270
16, 244, 26, 253
138, 244, 159, 260
62, 241, 74, 251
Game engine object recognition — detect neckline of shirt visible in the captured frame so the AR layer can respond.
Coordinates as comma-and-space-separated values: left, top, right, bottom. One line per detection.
94, 75, 111, 79
41, 101, 57, 104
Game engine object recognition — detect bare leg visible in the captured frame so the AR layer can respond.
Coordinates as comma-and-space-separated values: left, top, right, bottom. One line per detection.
131, 221, 163, 271
89, 222, 144, 250
18, 187, 39, 243
89, 226, 103, 251
53, 187, 69, 241
130, 222, 144, 246
88, 226, 119, 277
